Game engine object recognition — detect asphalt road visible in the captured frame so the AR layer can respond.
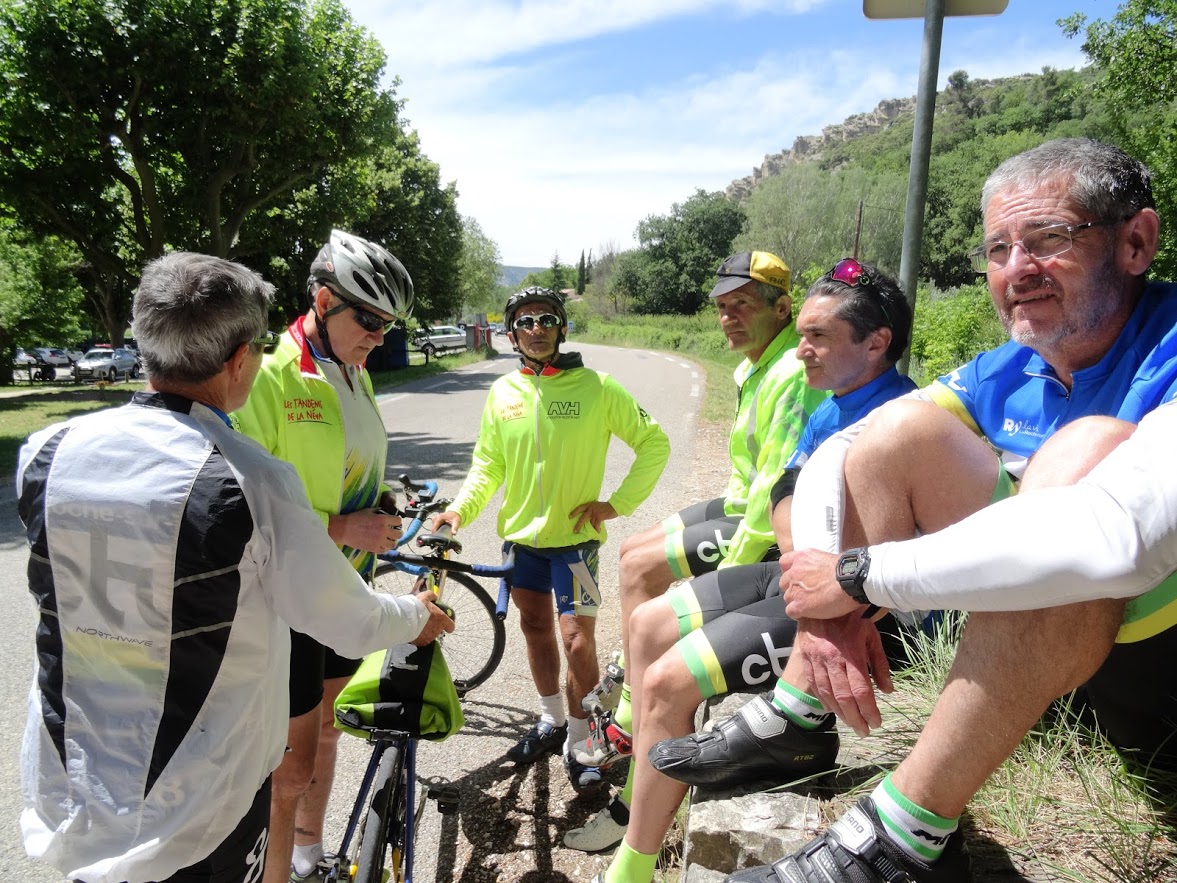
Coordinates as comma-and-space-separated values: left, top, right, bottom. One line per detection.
0, 337, 706, 882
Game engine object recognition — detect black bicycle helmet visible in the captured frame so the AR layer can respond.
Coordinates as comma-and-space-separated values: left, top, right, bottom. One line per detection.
504, 286, 567, 342
308, 230, 414, 322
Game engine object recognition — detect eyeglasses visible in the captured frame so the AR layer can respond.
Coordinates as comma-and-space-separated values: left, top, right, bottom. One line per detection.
968, 220, 1116, 273
322, 295, 396, 334
828, 258, 891, 327
225, 329, 279, 362
252, 330, 280, 353
512, 313, 561, 332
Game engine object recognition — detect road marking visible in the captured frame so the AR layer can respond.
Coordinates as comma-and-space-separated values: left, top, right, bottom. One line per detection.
690, 384, 700, 397
379, 393, 409, 404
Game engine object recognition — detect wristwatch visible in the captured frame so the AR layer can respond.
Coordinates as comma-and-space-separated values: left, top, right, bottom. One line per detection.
835, 547, 871, 605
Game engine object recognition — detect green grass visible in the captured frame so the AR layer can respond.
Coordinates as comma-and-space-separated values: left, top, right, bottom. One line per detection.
834, 619, 1177, 881
573, 315, 741, 426
0, 346, 497, 479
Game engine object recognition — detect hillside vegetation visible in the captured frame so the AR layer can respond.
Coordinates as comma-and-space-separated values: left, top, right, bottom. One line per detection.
579, 3, 1176, 378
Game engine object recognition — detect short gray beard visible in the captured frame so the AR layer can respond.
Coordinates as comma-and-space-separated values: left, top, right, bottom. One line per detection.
1000, 258, 1121, 352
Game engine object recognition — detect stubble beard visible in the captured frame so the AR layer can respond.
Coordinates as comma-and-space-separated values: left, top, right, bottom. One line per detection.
1000, 258, 1121, 353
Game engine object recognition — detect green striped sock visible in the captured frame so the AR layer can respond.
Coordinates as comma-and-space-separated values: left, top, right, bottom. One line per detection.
870, 775, 958, 863
770, 679, 831, 730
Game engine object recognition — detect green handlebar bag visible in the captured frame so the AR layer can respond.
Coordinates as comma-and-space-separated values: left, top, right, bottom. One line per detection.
334, 640, 464, 741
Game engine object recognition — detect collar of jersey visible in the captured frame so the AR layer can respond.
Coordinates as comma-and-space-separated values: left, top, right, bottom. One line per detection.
519, 350, 584, 376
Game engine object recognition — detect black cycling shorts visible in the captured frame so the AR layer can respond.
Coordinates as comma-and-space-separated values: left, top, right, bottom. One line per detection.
667, 561, 907, 698
157, 776, 271, 883
1082, 626, 1177, 776
289, 628, 363, 718
661, 497, 744, 580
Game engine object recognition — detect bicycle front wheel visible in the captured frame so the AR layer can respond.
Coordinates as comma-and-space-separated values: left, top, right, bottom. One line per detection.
354, 743, 408, 883
372, 565, 506, 694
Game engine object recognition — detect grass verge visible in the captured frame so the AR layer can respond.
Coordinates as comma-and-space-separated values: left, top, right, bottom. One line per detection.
833, 618, 1177, 881
0, 347, 497, 479
572, 319, 741, 426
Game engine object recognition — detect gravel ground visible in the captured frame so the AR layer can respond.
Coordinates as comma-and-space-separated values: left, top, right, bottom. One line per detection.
463, 419, 731, 883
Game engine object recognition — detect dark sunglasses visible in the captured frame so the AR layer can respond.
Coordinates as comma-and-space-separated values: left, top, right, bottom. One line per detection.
828, 258, 891, 327
322, 296, 396, 334
512, 313, 561, 332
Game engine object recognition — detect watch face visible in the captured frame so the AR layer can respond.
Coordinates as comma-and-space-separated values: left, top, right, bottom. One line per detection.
837, 555, 860, 579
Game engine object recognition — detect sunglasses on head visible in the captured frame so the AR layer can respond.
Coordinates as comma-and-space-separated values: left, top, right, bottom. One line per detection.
322, 291, 397, 334
512, 313, 561, 332
828, 258, 892, 328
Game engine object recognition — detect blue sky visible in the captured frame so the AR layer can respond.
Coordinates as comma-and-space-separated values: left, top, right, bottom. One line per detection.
343, 1, 1105, 266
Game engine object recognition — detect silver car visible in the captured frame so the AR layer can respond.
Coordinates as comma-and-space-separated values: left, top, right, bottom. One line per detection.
413, 325, 467, 357
73, 347, 140, 382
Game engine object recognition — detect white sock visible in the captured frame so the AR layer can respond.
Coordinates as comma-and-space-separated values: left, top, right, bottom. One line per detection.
539, 693, 566, 728
292, 842, 323, 877
565, 714, 590, 754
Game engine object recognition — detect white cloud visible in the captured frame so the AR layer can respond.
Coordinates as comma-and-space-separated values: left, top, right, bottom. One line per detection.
346, 1, 1088, 265
354, 0, 831, 69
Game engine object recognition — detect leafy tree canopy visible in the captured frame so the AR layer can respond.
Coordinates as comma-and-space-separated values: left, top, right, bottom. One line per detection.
0, 0, 399, 342
627, 189, 745, 314
1063, 0, 1177, 278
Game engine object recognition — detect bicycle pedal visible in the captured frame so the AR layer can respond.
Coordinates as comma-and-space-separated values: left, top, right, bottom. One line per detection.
428, 783, 460, 814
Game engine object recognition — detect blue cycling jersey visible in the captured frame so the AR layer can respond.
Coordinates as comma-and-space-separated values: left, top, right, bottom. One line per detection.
928, 282, 1177, 477
786, 366, 918, 471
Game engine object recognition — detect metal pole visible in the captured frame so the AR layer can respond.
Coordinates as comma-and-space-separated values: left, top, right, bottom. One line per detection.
896, 0, 945, 374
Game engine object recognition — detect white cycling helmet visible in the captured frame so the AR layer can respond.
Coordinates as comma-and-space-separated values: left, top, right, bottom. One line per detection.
308, 230, 414, 322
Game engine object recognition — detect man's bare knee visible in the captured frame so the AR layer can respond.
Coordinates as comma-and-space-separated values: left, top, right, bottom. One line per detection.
643, 655, 701, 719
630, 598, 679, 656
1021, 416, 1136, 490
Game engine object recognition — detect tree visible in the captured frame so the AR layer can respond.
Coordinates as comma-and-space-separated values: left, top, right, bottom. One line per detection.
630, 189, 745, 314
1063, 0, 1177, 278
549, 251, 568, 294
0, 220, 85, 384
735, 166, 904, 281
456, 217, 502, 317
576, 250, 586, 296
0, 0, 399, 342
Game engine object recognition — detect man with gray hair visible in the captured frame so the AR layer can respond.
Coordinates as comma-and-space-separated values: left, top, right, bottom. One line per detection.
696, 138, 1177, 883
16, 252, 452, 883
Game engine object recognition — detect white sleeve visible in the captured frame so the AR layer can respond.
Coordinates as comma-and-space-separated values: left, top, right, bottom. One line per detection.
790, 388, 932, 552
248, 462, 430, 654
865, 402, 1177, 612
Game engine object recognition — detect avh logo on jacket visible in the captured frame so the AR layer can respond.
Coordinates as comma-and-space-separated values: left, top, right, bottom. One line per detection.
548, 400, 581, 418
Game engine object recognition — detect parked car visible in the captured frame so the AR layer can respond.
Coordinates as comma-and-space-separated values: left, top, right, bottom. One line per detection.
492, 323, 507, 336
33, 347, 73, 367
73, 346, 140, 382
63, 347, 84, 363
413, 325, 467, 357
13, 347, 36, 367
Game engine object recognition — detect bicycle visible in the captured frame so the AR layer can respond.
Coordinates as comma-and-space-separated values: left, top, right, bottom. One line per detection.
325, 476, 513, 883
372, 475, 511, 695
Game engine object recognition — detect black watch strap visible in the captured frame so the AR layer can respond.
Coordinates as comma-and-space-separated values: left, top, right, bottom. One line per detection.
836, 547, 871, 605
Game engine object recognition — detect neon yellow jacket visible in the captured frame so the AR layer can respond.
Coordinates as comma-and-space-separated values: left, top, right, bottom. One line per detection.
451, 353, 670, 548
232, 319, 384, 535
719, 324, 828, 568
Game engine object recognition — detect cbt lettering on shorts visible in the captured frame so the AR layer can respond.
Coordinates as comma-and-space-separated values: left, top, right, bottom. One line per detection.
740, 631, 792, 685
694, 528, 733, 564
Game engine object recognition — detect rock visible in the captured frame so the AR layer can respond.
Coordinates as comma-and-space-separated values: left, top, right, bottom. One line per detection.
685, 788, 819, 874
